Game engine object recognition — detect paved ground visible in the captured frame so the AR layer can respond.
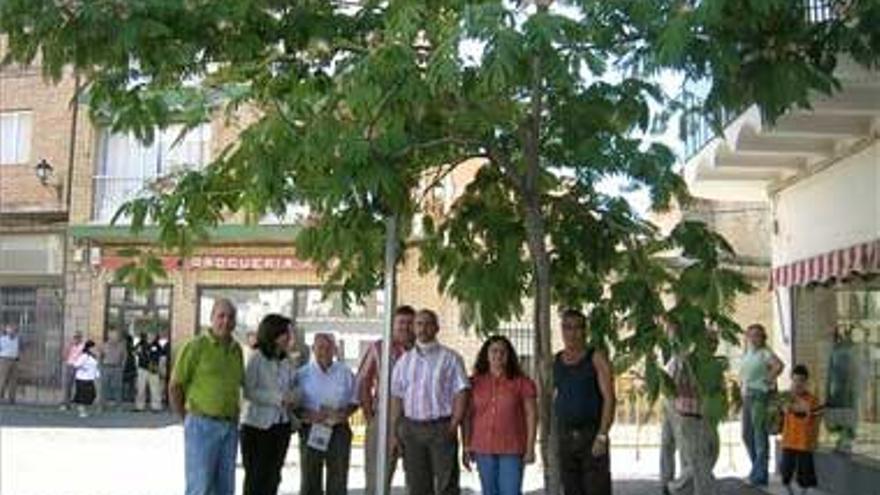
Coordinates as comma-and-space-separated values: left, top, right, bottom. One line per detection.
0, 405, 828, 495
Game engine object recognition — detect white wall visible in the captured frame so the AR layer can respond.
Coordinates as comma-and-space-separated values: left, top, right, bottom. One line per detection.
772, 141, 880, 266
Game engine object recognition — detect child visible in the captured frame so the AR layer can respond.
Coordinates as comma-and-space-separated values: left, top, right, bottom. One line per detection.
780, 364, 824, 495
73, 340, 100, 418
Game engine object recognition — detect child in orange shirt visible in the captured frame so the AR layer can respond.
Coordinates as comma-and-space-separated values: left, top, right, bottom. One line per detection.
780, 364, 824, 495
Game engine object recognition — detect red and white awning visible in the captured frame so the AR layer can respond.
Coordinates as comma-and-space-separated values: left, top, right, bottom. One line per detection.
771, 239, 880, 288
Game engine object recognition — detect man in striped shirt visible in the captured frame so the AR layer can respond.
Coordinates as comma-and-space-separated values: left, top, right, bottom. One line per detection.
667, 332, 720, 495
390, 309, 469, 495
356, 305, 416, 495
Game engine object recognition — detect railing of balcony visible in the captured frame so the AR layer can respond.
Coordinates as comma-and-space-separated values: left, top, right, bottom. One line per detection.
681, 0, 839, 163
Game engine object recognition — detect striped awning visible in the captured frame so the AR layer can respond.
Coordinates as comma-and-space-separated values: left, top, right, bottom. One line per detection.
771, 239, 880, 288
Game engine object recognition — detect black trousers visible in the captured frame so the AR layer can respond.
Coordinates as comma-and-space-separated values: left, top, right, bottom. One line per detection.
299, 423, 352, 495
558, 423, 612, 495
240, 422, 292, 495
780, 448, 817, 488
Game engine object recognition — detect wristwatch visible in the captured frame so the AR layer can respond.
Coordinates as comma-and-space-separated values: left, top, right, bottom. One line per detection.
595, 433, 609, 443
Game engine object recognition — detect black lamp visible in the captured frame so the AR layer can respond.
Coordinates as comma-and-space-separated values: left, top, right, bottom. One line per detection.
35, 158, 53, 185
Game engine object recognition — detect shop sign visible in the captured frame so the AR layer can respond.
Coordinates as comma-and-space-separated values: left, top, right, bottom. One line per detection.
101, 254, 310, 272
187, 255, 309, 271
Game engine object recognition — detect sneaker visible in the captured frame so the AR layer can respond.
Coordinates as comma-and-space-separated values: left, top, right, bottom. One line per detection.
59, 404, 69, 411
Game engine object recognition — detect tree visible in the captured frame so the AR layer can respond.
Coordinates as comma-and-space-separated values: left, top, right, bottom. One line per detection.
4, 0, 879, 491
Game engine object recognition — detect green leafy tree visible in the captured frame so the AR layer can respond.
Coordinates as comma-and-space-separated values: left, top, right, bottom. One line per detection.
4, 0, 879, 491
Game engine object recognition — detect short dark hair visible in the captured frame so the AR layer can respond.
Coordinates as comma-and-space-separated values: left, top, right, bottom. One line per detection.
256, 314, 292, 360
792, 364, 809, 379
473, 335, 524, 379
395, 305, 416, 317
417, 309, 439, 328
561, 308, 586, 330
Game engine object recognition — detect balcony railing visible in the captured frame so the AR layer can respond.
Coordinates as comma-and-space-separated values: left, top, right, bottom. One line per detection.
681, 0, 840, 163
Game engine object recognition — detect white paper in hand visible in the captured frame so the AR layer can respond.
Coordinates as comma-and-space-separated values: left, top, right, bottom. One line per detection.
307, 424, 333, 452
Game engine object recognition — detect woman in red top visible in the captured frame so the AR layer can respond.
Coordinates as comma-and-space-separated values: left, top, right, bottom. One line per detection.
463, 335, 538, 495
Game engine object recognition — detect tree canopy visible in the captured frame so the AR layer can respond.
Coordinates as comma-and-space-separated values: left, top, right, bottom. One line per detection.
4, 0, 879, 490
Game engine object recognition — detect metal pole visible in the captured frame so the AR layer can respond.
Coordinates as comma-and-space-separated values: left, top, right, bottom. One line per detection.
375, 214, 398, 495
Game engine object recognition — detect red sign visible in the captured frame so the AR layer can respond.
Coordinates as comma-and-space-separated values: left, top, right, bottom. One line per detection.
187, 255, 310, 271
100, 255, 310, 272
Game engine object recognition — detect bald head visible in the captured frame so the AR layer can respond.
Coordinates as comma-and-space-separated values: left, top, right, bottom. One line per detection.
210, 298, 237, 341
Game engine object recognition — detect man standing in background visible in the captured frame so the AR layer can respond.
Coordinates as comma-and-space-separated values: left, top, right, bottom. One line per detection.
356, 305, 416, 495
99, 329, 127, 409
0, 324, 21, 404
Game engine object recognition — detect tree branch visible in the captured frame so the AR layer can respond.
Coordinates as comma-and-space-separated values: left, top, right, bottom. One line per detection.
389, 136, 478, 160
485, 141, 525, 194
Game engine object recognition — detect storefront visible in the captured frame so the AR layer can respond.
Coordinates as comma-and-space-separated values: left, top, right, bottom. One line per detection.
66, 225, 484, 374
769, 141, 880, 490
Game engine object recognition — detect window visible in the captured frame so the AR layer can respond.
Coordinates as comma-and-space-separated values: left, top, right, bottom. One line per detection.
197, 286, 384, 368
92, 124, 212, 222
0, 234, 63, 275
104, 285, 173, 340
0, 111, 33, 165
794, 279, 880, 460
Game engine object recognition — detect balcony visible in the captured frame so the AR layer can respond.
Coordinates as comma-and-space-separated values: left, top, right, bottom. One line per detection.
682, 59, 880, 201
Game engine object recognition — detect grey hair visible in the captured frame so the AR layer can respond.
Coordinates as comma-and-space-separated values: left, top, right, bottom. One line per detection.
211, 298, 237, 318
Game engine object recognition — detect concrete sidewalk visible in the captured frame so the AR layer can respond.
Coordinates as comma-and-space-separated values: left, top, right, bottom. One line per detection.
0, 405, 832, 495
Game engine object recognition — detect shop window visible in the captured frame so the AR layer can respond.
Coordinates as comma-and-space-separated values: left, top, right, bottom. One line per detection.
104, 285, 173, 339
795, 280, 880, 460
197, 286, 383, 369
92, 124, 212, 222
0, 110, 32, 165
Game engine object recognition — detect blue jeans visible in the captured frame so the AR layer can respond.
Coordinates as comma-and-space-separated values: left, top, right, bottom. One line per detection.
475, 454, 524, 495
742, 390, 769, 486
184, 415, 239, 495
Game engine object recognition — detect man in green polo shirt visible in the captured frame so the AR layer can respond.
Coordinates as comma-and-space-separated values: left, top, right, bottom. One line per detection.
170, 298, 244, 495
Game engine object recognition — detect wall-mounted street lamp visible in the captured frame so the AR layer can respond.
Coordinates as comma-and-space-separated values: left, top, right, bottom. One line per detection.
35, 158, 54, 186
34, 158, 63, 201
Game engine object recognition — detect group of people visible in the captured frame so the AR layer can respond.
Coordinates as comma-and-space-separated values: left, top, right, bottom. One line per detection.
660, 322, 823, 495
59, 329, 171, 416
171, 300, 615, 495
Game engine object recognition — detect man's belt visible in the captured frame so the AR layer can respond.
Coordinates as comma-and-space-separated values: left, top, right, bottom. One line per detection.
405, 416, 451, 425
192, 412, 237, 423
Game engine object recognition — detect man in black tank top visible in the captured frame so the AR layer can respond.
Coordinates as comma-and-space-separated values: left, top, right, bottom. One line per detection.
553, 309, 616, 495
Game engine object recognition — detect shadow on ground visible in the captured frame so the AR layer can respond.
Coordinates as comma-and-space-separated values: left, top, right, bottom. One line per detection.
317, 478, 765, 495
0, 405, 178, 429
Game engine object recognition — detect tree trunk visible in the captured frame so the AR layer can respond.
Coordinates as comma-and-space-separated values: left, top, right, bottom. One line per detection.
523, 203, 559, 495
522, 6, 558, 490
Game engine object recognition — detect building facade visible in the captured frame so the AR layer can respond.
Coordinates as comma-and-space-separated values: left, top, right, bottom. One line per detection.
0, 59, 501, 403
684, 57, 880, 491
0, 61, 84, 403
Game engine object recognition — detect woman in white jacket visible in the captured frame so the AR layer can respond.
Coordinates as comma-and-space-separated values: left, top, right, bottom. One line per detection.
240, 314, 301, 495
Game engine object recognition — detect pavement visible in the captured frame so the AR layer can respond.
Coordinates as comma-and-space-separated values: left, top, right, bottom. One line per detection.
0, 405, 830, 495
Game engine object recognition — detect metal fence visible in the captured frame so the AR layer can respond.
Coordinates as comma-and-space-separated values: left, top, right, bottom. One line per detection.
0, 286, 65, 404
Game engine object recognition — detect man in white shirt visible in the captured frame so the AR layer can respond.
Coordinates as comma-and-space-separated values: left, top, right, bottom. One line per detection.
296, 333, 359, 495
0, 324, 21, 404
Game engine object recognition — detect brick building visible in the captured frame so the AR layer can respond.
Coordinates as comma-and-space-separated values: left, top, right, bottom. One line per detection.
0, 60, 500, 404
0, 62, 83, 402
